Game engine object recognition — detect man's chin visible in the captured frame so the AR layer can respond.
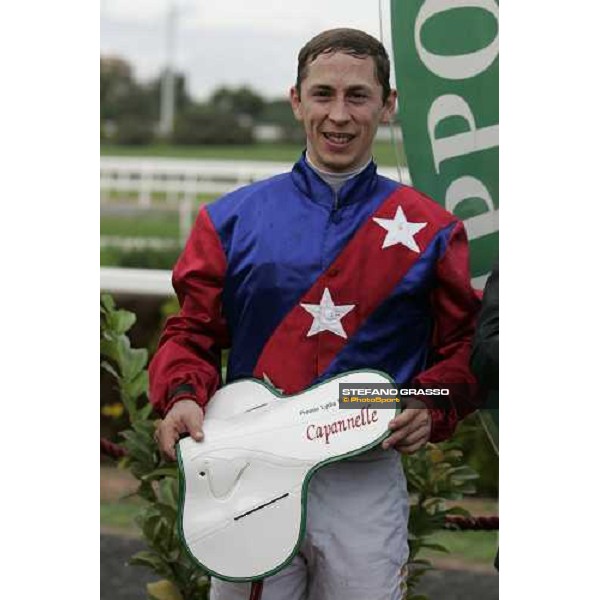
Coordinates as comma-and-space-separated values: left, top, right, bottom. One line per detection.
325, 159, 361, 174
316, 153, 359, 174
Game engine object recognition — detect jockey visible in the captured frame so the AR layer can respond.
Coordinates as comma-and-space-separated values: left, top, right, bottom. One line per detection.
150, 28, 481, 600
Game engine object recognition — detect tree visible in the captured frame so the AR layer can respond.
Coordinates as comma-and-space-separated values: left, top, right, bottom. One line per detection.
101, 55, 155, 143
101, 55, 194, 144
101, 56, 137, 122
172, 104, 254, 145
260, 98, 305, 143
209, 86, 265, 121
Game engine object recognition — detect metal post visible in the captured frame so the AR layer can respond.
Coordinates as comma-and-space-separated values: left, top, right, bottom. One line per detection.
159, 2, 177, 138
179, 194, 194, 247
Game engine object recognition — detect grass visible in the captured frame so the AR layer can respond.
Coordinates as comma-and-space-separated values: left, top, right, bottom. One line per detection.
101, 195, 217, 245
101, 212, 182, 239
101, 141, 406, 167
424, 530, 498, 566
101, 500, 141, 535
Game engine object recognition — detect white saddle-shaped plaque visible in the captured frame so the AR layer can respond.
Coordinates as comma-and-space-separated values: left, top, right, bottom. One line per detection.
176, 370, 398, 581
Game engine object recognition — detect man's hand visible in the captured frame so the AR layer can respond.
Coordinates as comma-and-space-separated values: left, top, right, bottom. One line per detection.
382, 398, 432, 454
155, 400, 205, 461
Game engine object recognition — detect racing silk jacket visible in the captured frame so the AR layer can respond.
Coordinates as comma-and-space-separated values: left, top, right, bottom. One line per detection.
149, 154, 481, 442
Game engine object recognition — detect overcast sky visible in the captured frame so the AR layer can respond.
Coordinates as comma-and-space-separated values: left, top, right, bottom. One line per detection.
100, 0, 396, 100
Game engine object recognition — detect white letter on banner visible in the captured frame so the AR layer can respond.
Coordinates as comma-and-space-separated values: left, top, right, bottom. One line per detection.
428, 94, 498, 172
445, 176, 498, 239
415, 0, 499, 80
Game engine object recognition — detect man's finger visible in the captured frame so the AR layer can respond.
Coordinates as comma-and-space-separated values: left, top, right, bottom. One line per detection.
164, 445, 177, 462
387, 413, 426, 442
180, 411, 204, 442
383, 426, 428, 453
393, 427, 427, 449
382, 427, 414, 450
396, 436, 428, 454
383, 426, 420, 450
154, 401, 206, 462
387, 407, 426, 431
170, 400, 205, 442
154, 416, 182, 462
159, 424, 178, 461
383, 407, 431, 450
387, 412, 413, 430
383, 417, 418, 449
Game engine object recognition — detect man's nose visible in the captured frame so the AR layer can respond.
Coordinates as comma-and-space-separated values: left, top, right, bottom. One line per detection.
328, 98, 350, 123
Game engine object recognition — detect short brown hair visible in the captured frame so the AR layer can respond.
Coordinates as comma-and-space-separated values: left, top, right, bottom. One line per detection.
295, 28, 391, 102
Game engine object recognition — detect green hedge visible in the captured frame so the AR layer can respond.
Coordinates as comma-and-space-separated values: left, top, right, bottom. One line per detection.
101, 247, 180, 270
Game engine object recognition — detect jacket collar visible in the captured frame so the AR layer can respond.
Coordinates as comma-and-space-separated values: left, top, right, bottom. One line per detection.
291, 151, 379, 209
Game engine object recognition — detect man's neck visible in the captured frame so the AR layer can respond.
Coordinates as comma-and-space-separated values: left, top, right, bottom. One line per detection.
305, 153, 372, 194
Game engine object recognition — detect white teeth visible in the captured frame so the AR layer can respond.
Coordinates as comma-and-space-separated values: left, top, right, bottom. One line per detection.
324, 133, 353, 142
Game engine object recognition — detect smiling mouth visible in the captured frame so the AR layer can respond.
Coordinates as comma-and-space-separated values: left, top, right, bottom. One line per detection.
322, 132, 355, 145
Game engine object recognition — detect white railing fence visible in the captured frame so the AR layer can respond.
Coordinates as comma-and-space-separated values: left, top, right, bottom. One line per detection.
99, 158, 493, 295
100, 157, 409, 246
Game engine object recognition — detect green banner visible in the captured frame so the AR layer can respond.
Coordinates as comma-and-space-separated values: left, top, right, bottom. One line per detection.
390, 0, 499, 284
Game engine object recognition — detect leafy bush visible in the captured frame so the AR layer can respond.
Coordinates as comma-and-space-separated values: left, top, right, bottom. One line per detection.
402, 443, 479, 598
101, 246, 181, 270
101, 295, 210, 600
450, 414, 498, 496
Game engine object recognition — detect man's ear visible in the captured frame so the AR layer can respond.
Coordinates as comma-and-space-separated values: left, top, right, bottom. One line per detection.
380, 89, 398, 124
289, 86, 303, 122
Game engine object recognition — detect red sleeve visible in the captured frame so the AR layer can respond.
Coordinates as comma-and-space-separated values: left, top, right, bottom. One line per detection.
413, 221, 483, 442
149, 207, 231, 416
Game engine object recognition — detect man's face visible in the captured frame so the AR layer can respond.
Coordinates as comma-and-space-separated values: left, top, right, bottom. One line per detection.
290, 52, 396, 173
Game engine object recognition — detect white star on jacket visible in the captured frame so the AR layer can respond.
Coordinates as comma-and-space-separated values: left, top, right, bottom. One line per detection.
301, 288, 355, 339
373, 206, 427, 252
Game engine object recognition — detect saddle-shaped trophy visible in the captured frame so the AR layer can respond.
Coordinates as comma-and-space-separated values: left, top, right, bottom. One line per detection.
176, 370, 398, 582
